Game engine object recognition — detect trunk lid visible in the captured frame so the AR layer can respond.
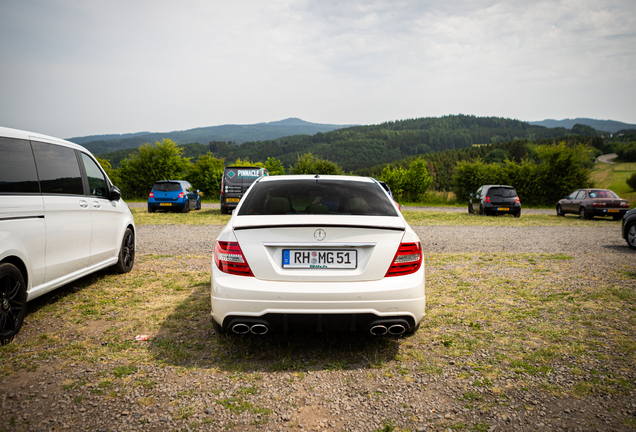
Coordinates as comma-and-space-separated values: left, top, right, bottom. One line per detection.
232, 215, 405, 282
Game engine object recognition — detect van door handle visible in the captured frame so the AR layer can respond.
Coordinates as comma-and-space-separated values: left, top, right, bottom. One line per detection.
79, 199, 89, 208
93, 201, 101, 209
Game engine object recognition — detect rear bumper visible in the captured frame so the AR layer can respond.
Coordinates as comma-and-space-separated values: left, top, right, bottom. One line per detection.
148, 199, 186, 210
484, 203, 520, 214
220, 195, 242, 209
590, 207, 628, 217
210, 264, 426, 332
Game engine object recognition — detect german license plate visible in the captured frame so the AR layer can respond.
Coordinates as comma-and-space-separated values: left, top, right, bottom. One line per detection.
160, 203, 172, 206
226, 198, 240, 202
282, 250, 357, 269
497, 207, 509, 211
608, 209, 619, 213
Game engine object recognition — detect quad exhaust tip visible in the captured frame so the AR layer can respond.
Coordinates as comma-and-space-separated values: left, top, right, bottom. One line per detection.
250, 324, 269, 335
231, 323, 250, 334
231, 323, 269, 335
369, 322, 408, 336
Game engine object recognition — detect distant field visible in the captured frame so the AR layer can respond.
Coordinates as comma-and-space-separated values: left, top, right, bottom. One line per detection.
591, 160, 636, 206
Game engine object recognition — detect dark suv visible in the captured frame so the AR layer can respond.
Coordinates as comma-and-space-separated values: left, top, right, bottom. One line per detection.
220, 166, 269, 214
469, 185, 521, 217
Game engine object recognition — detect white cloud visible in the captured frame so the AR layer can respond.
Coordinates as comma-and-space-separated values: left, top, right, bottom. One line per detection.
0, 0, 635, 137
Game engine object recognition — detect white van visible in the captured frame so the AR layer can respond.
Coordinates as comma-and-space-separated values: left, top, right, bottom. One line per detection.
0, 126, 136, 345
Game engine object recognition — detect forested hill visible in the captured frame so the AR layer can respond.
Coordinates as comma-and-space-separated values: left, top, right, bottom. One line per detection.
529, 118, 636, 133
205, 115, 567, 172
73, 118, 351, 155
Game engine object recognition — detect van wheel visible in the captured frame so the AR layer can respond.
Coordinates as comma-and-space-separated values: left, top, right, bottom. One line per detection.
221, 206, 228, 215
0, 263, 27, 346
114, 228, 135, 274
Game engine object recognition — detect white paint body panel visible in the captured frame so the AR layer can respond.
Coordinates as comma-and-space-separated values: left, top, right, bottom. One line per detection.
211, 176, 426, 329
0, 125, 135, 302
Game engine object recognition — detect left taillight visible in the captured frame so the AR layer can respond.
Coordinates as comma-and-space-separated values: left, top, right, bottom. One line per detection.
149, 191, 154, 198
385, 242, 422, 277
214, 241, 254, 277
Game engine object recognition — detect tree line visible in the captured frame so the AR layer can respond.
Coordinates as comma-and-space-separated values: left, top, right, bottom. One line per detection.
98, 118, 627, 203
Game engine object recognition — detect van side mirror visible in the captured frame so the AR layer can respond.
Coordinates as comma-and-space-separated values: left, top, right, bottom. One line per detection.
110, 185, 122, 201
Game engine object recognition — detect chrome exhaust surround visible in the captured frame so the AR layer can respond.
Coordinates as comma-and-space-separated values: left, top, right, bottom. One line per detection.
250, 324, 269, 335
370, 325, 388, 336
388, 324, 406, 335
231, 323, 250, 334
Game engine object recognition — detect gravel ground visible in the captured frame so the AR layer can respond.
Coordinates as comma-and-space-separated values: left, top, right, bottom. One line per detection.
2, 222, 635, 432
135, 225, 625, 256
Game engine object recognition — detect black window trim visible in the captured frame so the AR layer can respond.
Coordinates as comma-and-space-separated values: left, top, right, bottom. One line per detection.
77, 151, 112, 200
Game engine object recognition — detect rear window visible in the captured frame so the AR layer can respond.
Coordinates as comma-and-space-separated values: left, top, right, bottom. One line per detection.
153, 182, 182, 192
589, 190, 618, 198
487, 187, 517, 197
0, 137, 40, 193
238, 179, 398, 216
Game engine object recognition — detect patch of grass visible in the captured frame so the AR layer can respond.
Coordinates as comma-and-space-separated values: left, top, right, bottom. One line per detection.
131, 207, 230, 226
402, 211, 621, 227
217, 397, 272, 416
173, 405, 196, 420
460, 391, 484, 401
112, 365, 138, 378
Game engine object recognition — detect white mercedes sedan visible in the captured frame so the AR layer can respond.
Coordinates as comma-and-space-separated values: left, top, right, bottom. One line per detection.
211, 175, 425, 336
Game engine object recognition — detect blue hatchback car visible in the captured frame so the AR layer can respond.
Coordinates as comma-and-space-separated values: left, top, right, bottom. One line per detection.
148, 180, 201, 213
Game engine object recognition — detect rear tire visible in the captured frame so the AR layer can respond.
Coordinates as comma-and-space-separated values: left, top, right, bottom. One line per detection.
212, 319, 226, 335
579, 206, 592, 220
181, 200, 190, 213
113, 228, 135, 274
556, 205, 563, 217
514, 211, 521, 218
0, 263, 27, 346
405, 322, 420, 335
626, 223, 636, 250
221, 206, 228, 215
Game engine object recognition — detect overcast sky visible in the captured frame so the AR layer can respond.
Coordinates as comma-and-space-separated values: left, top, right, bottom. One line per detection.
1, 0, 635, 138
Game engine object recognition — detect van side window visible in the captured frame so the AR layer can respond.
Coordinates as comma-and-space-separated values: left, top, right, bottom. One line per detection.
81, 154, 108, 197
0, 137, 40, 193
31, 142, 83, 195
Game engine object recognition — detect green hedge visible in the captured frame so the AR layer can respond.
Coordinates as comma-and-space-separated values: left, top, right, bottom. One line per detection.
453, 143, 593, 206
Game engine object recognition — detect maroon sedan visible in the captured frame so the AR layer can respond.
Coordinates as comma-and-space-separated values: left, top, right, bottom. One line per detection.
556, 189, 630, 220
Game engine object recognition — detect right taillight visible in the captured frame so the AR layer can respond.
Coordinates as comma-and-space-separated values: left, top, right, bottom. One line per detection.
214, 241, 254, 277
385, 242, 422, 277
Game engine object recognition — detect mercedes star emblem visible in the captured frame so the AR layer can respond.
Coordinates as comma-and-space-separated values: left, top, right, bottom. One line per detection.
314, 229, 326, 241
